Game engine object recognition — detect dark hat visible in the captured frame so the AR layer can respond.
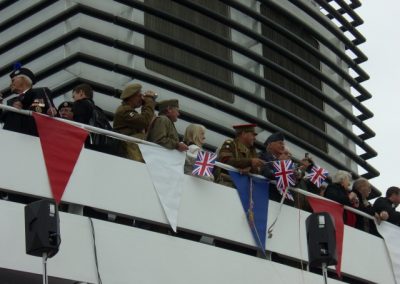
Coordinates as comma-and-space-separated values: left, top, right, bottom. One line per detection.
233, 123, 257, 135
121, 83, 142, 100
264, 132, 285, 145
10, 68, 36, 85
57, 101, 73, 111
158, 99, 179, 113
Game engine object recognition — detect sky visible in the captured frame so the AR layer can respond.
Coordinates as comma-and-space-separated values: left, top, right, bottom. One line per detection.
356, 1, 400, 195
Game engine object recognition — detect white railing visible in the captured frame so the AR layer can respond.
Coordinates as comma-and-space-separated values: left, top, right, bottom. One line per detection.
0, 104, 376, 221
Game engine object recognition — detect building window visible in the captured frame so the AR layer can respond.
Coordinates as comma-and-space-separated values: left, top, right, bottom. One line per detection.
144, 0, 233, 102
261, 5, 327, 152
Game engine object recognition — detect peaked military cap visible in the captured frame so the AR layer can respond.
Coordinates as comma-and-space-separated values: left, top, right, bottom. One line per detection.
264, 132, 285, 145
158, 99, 179, 113
233, 123, 257, 135
121, 83, 142, 100
10, 67, 36, 85
57, 101, 74, 111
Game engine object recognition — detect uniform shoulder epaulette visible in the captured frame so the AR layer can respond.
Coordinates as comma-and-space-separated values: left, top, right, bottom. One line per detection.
221, 139, 235, 149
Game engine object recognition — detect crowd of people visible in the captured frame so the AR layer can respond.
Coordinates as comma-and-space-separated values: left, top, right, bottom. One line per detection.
1, 67, 399, 237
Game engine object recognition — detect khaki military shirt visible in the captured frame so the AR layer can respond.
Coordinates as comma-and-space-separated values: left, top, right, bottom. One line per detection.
218, 138, 258, 168
215, 138, 259, 187
113, 97, 155, 138
147, 115, 179, 149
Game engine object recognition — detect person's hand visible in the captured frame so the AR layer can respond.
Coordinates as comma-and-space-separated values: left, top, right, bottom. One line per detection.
251, 158, 265, 168
47, 107, 57, 117
143, 90, 157, 100
380, 211, 389, 221
349, 192, 359, 208
12, 101, 22, 109
177, 142, 188, 152
239, 167, 251, 175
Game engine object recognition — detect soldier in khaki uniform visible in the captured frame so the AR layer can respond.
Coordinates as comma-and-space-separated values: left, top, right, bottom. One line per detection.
215, 124, 265, 188
147, 99, 188, 152
113, 83, 156, 161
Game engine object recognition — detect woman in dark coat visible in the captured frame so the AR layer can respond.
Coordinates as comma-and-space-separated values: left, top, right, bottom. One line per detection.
324, 170, 358, 226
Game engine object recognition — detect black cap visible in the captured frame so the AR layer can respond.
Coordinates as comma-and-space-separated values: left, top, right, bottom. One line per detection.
57, 101, 74, 111
10, 68, 36, 85
264, 132, 285, 145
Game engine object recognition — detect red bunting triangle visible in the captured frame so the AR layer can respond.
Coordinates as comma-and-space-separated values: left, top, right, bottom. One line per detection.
33, 113, 88, 204
307, 196, 344, 277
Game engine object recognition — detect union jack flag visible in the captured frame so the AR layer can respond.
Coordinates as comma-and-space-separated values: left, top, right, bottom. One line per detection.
305, 165, 329, 188
192, 150, 217, 177
273, 160, 295, 200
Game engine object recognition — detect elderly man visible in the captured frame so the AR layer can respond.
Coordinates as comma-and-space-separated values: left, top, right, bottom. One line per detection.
147, 99, 188, 151
373, 186, 400, 226
259, 132, 295, 203
1, 67, 56, 135
259, 132, 285, 178
214, 124, 264, 188
352, 178, 385, 236
113, 83, 156, 161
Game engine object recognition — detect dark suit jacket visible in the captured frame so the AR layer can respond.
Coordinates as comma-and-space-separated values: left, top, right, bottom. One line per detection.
1, 88, 55, 136
72, 98, 94, 124
373, 197, 400, 226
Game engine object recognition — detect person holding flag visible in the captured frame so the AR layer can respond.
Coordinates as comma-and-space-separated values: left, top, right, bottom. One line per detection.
183, 123, 214, 181
260, 132, 294, 204
214, 124, 264, 188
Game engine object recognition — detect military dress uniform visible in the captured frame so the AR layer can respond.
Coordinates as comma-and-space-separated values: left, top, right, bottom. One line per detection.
215, 124, 260, 188
113, 83, 156, 161
2, 68, 55, 136
147, 99, 180, 150
215, 138, 259, 188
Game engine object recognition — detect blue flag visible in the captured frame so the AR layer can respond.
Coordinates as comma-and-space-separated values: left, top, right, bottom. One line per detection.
229, 171, 269, 253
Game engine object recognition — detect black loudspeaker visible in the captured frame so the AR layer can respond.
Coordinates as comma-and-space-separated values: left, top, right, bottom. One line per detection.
25, 200, 60, 258
306, 212, 337, 267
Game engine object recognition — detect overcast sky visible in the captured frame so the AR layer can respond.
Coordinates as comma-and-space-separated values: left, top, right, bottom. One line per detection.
357, 1, 400, 195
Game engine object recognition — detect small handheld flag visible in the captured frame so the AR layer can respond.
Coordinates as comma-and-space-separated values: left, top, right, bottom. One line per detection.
192, 150, 217, 177
273, 160, 295, 200
305, 165, 329, 188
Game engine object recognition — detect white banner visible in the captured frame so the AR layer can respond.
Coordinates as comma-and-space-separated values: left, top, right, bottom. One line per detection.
139, 144, 186, 232
377, 221, 400, 284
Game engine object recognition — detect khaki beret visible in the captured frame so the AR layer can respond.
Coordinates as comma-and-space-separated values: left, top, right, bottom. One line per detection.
158, 99, 179, 113
233, 123, 257, 135
121, 83, 142, 100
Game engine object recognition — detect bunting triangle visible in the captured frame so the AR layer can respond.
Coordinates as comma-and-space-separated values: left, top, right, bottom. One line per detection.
229, 171, 269, 253
307, 196, 344, 277
139, 144, 186, 232
33, 113, 88, 203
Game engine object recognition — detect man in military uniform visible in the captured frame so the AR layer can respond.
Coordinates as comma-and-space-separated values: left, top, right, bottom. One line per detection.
147, 99, 188, 152
113, 83, 156, 161
1, 67, 56, 136
215, 124, 265, 188
57, 101, 74, 120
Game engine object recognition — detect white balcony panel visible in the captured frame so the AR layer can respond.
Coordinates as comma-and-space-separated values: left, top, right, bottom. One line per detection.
0, 129, 395, 283
0, 200, 347, 284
